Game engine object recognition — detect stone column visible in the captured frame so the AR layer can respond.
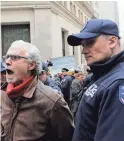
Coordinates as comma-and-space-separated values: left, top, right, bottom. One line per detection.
34, 7, 52, 60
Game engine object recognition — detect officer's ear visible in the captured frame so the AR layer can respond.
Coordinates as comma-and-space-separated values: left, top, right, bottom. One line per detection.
108, 36, 117, 49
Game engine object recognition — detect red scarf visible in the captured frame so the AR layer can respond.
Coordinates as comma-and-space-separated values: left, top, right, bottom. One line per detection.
6, 76, 34, 98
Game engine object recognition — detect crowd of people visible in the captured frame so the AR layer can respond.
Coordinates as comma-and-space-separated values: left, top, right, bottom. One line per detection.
1, 59, 86, 119
1, 18, 124, 141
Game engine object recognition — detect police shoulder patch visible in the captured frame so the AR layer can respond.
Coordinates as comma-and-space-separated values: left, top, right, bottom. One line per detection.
119, 85, 124, 105
84, 84, 98, 102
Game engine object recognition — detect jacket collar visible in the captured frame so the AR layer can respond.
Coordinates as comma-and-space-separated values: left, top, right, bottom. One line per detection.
90, 51, 124, 77
23, 76, 38, 98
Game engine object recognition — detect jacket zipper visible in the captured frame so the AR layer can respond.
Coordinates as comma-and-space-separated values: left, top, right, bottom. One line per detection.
8, 97, 22, 141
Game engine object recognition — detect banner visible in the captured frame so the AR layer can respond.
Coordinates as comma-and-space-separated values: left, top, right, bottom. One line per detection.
51, 56, 75, 75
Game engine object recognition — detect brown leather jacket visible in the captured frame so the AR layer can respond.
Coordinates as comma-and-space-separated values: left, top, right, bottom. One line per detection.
1, 77, 74, 141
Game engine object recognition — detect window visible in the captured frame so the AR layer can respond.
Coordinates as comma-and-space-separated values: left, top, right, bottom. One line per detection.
78, 9, 80, 19
1, 24, 30, 56
81, 12, 83, 21
58, 1, 67, 8
61, 29, 68, 56
73, 5, 76, 15
90, 1, 92, 5
62, 30, 65, 56
64, 1, 67, 8
70, 2, 72, 12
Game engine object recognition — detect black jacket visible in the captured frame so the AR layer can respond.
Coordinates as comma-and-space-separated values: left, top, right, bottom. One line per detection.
61, 75, 73, 97
44, 76, 62, 94
72, 51, 124, 141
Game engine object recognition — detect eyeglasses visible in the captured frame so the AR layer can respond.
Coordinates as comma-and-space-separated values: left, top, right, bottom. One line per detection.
2, 55, 29, 62
81, 37, 97, 47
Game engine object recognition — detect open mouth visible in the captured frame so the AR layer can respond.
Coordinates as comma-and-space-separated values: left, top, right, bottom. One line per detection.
6, 69, 14, 75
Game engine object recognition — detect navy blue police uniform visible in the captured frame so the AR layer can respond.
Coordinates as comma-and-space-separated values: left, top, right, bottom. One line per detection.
72, 51, 124, 141
67, 19, 124, 141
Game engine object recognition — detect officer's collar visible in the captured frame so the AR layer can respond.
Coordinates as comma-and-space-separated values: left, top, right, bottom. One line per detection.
90, 51, 124, 77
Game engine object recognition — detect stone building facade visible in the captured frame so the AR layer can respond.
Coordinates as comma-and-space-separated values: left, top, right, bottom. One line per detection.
1, 1, 97, 68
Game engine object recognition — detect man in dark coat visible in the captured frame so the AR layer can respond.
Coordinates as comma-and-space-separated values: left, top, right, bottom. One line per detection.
61, 68, 73, 106
67, 19, 124, 141
70, 72, 84, 118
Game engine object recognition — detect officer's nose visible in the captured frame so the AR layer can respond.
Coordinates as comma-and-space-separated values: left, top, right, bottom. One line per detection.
82, 47, 88, 54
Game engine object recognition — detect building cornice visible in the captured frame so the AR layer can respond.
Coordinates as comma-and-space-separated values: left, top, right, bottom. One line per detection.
1, 1, 93, 29
1, 1, 51, 10
75, 1, 94, 17
50, 1, 82, 29
1, 5, 51, 10
83, 1, 94, 15
1, 1, 50, 6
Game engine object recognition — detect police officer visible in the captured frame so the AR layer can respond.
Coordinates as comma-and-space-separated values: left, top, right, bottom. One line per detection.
67, 19, 124, 141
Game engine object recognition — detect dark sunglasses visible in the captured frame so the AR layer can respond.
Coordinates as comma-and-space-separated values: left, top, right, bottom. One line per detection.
81, 37, 97, 47
2, 55, 28, 62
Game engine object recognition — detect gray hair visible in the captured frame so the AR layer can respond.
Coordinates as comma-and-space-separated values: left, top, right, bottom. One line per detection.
10, 40, 42, 75
102, 34, 120, 46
